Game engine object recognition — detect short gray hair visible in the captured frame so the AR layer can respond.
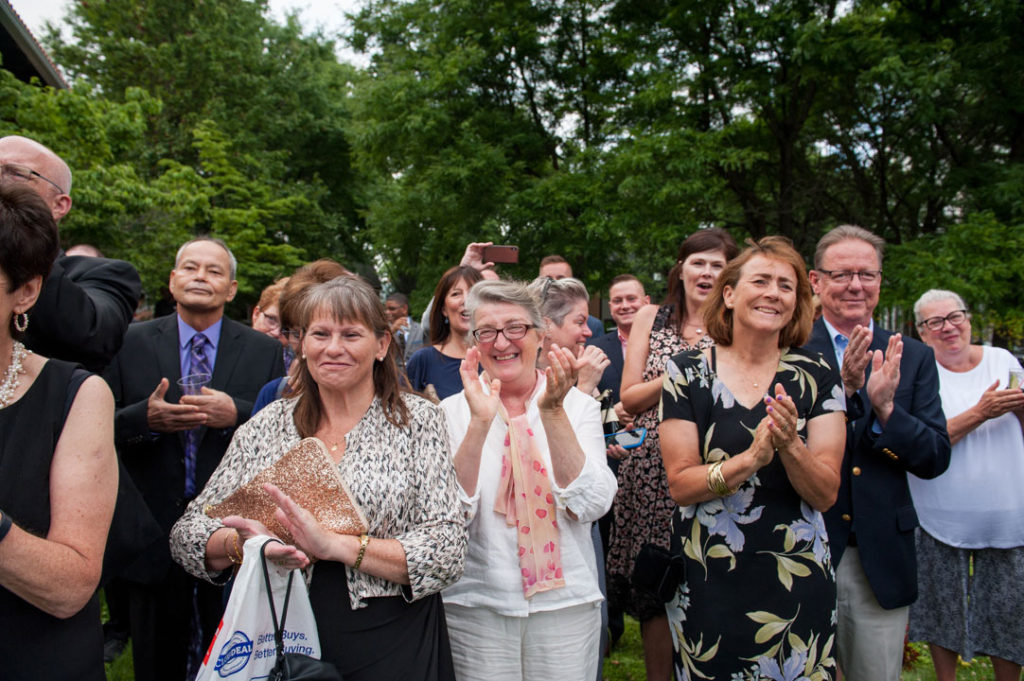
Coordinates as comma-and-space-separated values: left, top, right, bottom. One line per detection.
175, 237, 237, 279
913, 289, 968, 324
814, 225, 885, 270
528, 276, 590, 326
466, 280, 544, 336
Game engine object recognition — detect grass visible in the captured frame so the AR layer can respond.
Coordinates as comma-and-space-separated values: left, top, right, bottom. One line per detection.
602, 616, 998, 681
102, 595, 998, 681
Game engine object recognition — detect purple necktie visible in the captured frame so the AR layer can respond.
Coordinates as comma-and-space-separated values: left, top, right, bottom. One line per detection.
184, 333, 211, 499
185, 333, 213, 680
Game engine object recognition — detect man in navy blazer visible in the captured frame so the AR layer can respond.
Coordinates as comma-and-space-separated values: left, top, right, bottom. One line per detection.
104, 238, 284, 681
803, 225, 950, 681
588, 274, 650, 428
587, 274, 648, 650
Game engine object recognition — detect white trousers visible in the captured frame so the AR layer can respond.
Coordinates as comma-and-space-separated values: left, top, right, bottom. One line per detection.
836, 546, 909, 681
445, 601, 602, 681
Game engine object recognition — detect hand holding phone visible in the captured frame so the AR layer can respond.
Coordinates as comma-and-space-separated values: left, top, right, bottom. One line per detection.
481, 245, 519, 264
605, 427, 647, 450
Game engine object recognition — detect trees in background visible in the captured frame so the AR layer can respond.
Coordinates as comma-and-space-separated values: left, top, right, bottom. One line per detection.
0, 0, 1017, 335
348, 0, 1024, 329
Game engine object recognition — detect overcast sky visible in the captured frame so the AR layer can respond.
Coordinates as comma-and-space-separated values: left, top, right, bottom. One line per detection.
10, 0, 367, 64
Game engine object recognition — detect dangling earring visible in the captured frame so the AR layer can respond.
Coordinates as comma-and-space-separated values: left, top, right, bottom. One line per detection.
443, 316, 449, 325
13, 312, 28, 333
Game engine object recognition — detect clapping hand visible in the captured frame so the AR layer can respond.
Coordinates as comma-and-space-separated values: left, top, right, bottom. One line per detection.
840, 325, 873, 395
749, 417, 776, 469
460, 347, 501, 423
866, 333, 902, 425
765, 383, 799, 452
574, 345, 610, 395
974, 379, 1024, 420
538, 344, 579, 411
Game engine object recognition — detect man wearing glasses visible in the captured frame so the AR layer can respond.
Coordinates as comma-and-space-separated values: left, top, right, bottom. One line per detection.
0, 135, 141, 373
804, 225, 951, 681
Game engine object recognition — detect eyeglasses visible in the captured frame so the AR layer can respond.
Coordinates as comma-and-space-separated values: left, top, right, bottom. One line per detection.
917, 309, 968, 331
259, 311, 281, 330
818, 269, 882, 285
0, 162, 66, 194
472, 323, 534, 343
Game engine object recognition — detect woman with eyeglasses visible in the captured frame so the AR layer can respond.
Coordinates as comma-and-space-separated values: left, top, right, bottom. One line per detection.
908, 289, 1024, 681
440, 279, 617, 681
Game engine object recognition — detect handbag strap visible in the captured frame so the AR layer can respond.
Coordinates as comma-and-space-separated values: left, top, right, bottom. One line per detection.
260, 538, 296, 663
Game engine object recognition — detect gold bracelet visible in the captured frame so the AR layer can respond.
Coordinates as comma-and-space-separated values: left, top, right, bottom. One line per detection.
223, 530, 243, 565
707, 461, 736, 497
353, 534, 370, 570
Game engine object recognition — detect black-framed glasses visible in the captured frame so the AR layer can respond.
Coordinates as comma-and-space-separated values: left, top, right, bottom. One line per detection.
917, 309, 968, 331
818, 269, 882, 285
472, 323, 535, 343
0, 162, 66, 194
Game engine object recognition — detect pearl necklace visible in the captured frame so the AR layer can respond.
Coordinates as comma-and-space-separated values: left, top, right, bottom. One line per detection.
0, 341, 28, 407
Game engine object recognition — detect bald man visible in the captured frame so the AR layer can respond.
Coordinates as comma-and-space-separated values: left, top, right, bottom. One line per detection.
0, 135, 142, 372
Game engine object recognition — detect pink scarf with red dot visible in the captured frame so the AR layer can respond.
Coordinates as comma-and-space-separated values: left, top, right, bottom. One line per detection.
494, 406, 566, 598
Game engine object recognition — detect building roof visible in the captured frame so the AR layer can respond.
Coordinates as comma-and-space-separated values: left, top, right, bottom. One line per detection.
0, 1, 67, 89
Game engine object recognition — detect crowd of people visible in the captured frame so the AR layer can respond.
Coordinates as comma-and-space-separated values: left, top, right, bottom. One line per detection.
0, 133, 1020, 681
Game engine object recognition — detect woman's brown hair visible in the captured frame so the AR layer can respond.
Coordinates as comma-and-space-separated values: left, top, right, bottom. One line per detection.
429, 266, 484, 345
702, 236, 814, 348
291, 276, 410, 434
665, 228, 739, 327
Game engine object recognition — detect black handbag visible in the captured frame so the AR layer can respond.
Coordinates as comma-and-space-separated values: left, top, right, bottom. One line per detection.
631, 543, 686, 604
260, 540, 343, 681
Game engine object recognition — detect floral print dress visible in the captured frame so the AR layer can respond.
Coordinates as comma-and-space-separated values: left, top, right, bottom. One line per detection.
661, 347, 845, 681
607, 304, 712, 620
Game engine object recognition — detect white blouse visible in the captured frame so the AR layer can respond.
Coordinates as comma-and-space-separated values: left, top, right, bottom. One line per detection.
440, 374, 617, 616
909, 346, 1024, 548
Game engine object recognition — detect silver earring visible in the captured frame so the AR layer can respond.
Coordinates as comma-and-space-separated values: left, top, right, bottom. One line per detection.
13, 312, 28, 333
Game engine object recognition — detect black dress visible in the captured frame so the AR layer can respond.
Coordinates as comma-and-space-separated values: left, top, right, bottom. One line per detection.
0, 359, 105, 681
661, 347, 844, 681
309, 561, 456, 681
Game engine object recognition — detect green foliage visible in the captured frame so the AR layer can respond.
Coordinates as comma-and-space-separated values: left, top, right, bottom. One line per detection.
1, 0, 1018, 342
884, 213, 1024, 340
41, 0, 367, 310
347, 0, 1024, 337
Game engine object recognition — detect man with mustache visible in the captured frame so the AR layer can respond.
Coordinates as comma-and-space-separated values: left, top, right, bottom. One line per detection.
104, 237, 284, 681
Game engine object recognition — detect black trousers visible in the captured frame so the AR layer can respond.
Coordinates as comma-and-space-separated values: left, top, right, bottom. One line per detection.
128, 568, 225, 681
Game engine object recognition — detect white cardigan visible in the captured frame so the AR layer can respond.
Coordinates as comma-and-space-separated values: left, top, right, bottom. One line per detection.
440, 374, 617, 616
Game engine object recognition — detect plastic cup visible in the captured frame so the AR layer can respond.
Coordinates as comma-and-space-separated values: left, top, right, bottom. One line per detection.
1009, 369, 1024, 390
177, 373, 212, 396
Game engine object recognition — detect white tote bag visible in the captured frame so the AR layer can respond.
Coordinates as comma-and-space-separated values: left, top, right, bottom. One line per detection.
196, 536, 323, 681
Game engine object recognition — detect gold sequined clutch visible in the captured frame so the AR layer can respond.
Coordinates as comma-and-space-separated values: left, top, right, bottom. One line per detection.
204, 437, 368, 545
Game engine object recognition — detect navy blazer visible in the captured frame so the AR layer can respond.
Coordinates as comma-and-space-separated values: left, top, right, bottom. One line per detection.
588, 330, 625, 405
104, 314, 285, 583
803, 317, 950, 609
